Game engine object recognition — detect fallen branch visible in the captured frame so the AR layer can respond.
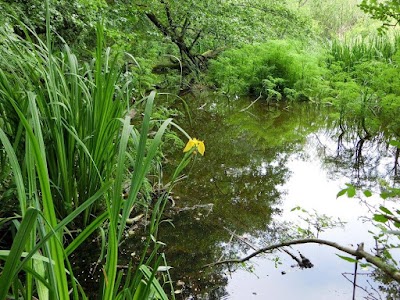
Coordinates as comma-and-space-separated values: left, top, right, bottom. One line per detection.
203, 238, 400, 283
239, 93, 262, 112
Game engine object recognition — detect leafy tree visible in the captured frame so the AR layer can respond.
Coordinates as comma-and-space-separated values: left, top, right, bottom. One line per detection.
359, 0, 400, 32
135, 0, 313, 71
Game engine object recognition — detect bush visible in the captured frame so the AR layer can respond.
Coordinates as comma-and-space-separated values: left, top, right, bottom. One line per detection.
208, 40, 325, 101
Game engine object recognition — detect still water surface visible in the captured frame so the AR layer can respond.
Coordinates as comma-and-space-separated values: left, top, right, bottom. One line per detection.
156, 92, 399, 299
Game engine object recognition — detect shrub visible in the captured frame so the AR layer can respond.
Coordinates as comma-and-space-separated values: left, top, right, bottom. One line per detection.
208, 40, 325, 101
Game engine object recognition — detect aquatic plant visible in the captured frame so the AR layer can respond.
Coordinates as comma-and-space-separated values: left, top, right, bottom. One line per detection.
183, 138, 205, 156
328, 35, 399, 71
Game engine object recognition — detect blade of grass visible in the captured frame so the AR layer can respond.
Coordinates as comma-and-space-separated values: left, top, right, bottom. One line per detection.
0, 128, 27, 215
0, 207, 39, 299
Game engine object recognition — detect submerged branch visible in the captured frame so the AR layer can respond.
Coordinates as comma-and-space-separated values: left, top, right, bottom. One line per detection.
240, 93, 262, 112
204, 238, 400, 283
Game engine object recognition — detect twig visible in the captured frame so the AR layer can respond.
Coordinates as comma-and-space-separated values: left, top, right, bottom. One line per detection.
223, 226, 258, 251
341, 272, 380, 300
353, 259, 358, 300
239, 93, 262, 112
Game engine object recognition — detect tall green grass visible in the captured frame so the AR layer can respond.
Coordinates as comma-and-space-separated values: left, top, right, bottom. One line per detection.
328, 35, 400, 71
0, 7, 192, 299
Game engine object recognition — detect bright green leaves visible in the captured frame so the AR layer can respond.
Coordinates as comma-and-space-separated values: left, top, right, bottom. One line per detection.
373, 206, 400, 228
336, 254, 371, 268
209, 40, 324, 100
336, 185, 375, 199
359, 0, 400, 32
373, 214, 389, 223
336, 185, 400, 227
389, 140, 400, 150
336, 184, 356, 198
379, 206, 394, 215
363, 190, 372, 197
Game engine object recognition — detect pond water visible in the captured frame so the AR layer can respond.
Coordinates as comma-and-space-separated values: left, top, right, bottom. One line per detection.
149, 92, 400, 299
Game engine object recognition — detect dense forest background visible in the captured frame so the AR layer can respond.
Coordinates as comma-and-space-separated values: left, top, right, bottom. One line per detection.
0, 0, 395, 94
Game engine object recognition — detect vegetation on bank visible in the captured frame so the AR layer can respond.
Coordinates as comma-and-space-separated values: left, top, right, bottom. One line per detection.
1, 0, 400, 298
0, 6, 203, 298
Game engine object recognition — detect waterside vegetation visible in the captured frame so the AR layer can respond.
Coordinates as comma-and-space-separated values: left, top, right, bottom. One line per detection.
1, 0, 400, 298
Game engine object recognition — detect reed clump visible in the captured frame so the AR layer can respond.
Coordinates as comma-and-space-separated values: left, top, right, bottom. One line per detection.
0, 8, 193, 299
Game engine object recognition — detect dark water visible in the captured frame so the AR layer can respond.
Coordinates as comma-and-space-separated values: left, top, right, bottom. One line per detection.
137, 92, 400, 299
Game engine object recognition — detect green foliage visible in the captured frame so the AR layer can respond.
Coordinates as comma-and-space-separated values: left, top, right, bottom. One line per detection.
320, 35, 400, 138
137, 0, 312, 52
336, 254, 358, 263
0, 16, 195, 298
208, 40, 325, 101
0, 22, 130, 224
359, 0, 400, 33
298, 0, 370, 38
337, 183, 357, 198
328, 36, 398, 71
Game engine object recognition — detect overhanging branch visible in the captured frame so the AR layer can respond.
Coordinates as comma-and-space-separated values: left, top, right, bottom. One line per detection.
203, 238, 400, 283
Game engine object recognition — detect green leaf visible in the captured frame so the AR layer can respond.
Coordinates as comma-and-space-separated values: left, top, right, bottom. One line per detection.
373, 214, 388, 223
380, 192, 389, 199
389, 140, 400, 148
363, 190, 372, 197
347, 186, 356, 198
379, 206, 393, 215
336, 189, 347, 198
0, 208, 39, 299
137, 265, 169, 300
336, 254, 357, 263
0, 128, 27, 215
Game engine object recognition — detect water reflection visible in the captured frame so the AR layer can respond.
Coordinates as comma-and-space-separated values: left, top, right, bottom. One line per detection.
125, 92, 398, 299
156, 94, 347, 299
320, 128, 397, 188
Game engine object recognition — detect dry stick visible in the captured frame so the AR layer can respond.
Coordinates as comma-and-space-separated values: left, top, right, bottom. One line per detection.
223, 227, 259, 251
203, 238, 400, 283
353, 259, 358, 300
281, 248, 302, 266
366, 279, 384, 300
239, 93, 262, 112
218, 231, 236, 263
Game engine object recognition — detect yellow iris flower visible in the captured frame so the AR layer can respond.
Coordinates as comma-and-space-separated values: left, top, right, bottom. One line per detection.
183, 138, 205, 156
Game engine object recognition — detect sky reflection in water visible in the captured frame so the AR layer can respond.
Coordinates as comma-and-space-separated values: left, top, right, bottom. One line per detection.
159, 93, 398, 299
227, 133, 381, 299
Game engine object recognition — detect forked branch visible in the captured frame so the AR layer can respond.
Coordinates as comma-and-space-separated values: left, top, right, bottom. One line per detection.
204, 238, 400, 283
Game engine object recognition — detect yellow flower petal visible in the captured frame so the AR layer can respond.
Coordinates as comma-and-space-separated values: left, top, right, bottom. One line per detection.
183, 139, 196, 153
183, 138, 205, 155
197, 140, 205, 156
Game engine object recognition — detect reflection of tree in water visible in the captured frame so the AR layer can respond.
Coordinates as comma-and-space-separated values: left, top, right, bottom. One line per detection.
157, 95, 337, 298
316, 120, 399, 188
